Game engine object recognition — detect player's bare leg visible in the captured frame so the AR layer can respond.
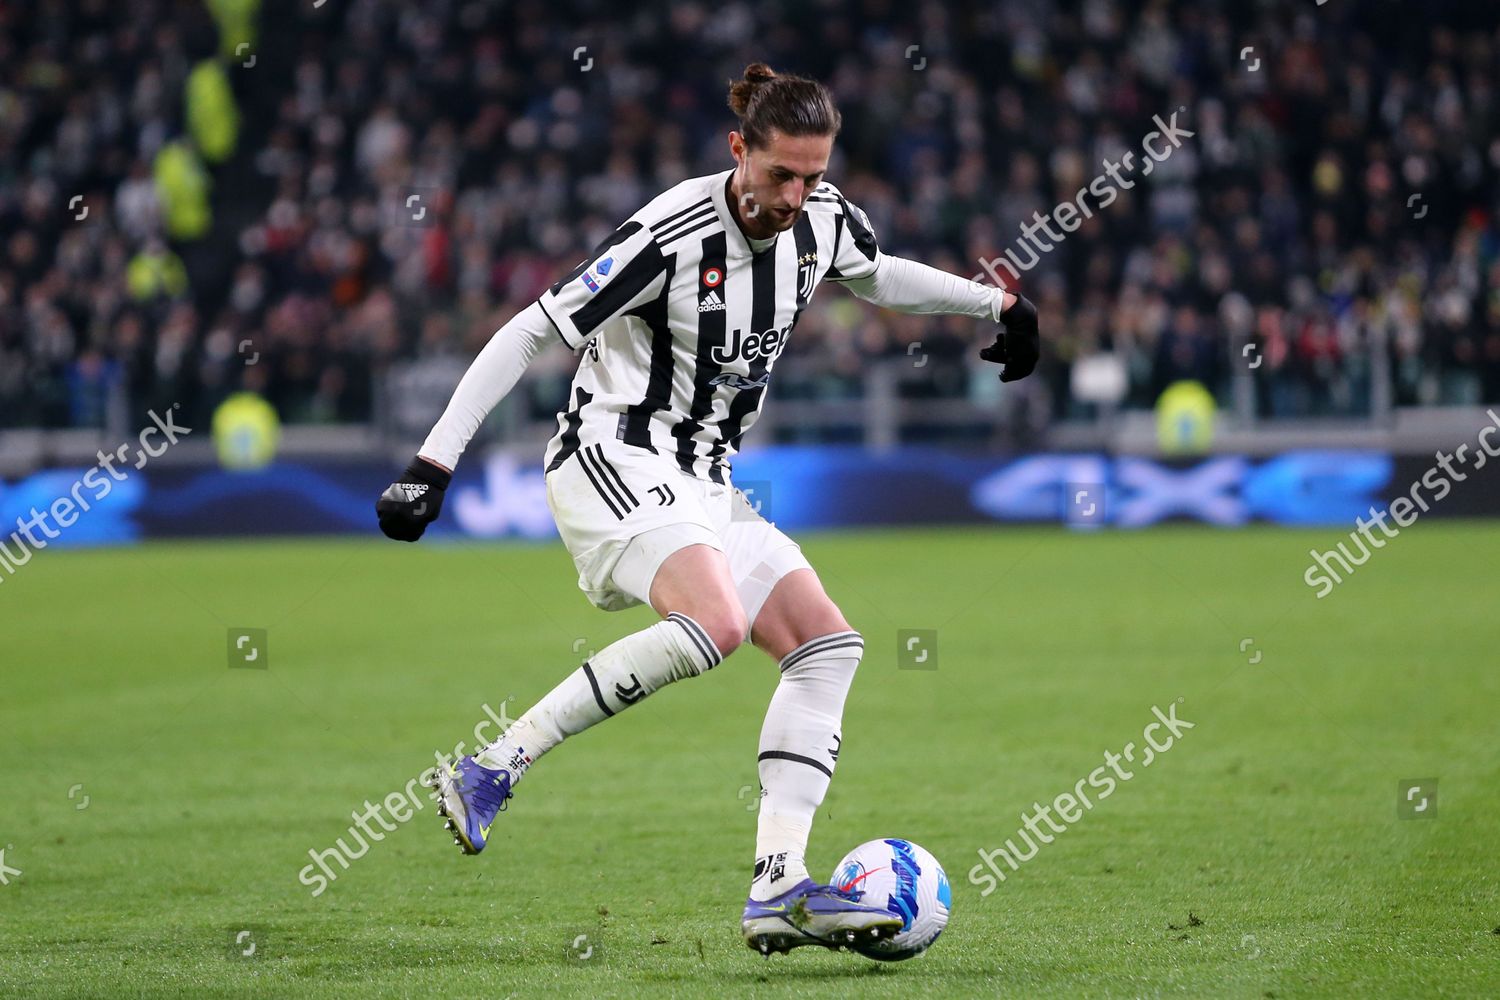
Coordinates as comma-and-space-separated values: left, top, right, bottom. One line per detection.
740, 567, 901, 954
435, 543, 740, 854
644, 543, 748, 650
750, 567, 851, 658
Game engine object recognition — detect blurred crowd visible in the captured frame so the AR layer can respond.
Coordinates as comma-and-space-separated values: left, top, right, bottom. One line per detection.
3, 0, 1499, 434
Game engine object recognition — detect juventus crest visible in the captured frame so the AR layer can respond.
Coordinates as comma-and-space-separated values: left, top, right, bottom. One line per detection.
797, 250, 818, 301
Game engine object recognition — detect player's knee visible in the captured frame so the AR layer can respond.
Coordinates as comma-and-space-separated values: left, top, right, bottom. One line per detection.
693, 603, 748, 659
790, 602, 852, 649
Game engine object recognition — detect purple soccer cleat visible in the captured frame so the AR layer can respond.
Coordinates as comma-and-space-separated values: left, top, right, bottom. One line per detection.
431, 755, 513, 855
741, 878, 903, 956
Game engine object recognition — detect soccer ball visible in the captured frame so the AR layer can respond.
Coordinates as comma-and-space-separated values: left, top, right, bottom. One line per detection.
831, 838, 951, 960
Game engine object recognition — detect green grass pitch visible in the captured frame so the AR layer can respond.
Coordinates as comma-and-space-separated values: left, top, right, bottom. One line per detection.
1, 523, 1496, 997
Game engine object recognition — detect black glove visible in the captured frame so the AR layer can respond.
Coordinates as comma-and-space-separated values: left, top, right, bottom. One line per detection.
376, 458, 451, 542
979, 293, 1040, 383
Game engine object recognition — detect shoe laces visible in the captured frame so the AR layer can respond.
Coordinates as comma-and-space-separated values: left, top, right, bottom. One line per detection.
471, 770, 513, 814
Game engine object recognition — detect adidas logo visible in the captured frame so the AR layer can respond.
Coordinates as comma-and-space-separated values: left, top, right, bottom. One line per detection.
398, 483, 428, 502
698, 289, 725, 313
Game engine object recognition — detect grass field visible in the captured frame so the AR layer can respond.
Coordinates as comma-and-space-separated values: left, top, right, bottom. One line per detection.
1, 523, 1496, 998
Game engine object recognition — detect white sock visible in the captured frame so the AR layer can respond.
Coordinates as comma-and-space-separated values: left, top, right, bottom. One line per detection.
475, 612, 721, 783
749, 630, 863, 901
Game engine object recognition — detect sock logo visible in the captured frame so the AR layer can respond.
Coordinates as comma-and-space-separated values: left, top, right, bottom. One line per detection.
829, 733, 841, 763
752, 852, 788, 885
614, 674, 645, 704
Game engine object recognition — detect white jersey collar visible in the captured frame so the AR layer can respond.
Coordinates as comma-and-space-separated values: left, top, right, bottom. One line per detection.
711, 168, 779, 259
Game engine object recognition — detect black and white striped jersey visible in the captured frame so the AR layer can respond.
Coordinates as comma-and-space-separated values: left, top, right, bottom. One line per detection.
538, 168, 882, 483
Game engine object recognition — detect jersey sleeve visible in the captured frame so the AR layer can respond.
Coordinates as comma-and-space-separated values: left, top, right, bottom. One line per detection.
537, 220, 669, 350
418, 301, 555, 469
823, 194, 883, 283
840, 254, 1007, 320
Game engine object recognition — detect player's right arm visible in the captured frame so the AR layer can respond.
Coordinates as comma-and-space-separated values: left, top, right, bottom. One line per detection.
823, 189, 1040, 383
377, 222, 668, 542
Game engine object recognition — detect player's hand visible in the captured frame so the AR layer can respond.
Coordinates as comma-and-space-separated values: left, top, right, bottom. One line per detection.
376, 457, 451, 542
980, 293, 1040, 383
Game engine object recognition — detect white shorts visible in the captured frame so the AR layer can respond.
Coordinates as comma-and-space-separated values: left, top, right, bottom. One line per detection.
544, 438, 811, 632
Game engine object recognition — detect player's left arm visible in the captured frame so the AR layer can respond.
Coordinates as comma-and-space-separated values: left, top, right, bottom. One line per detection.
825, 195, 1040, 383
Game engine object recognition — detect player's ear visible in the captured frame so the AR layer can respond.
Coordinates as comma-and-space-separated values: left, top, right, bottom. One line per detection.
728, 130, 745, 165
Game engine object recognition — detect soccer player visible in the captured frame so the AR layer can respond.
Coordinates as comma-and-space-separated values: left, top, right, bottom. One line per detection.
376, 63, 1039, 955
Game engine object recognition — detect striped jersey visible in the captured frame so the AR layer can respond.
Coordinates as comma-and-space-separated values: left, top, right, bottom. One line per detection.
539, 168, 882, 483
